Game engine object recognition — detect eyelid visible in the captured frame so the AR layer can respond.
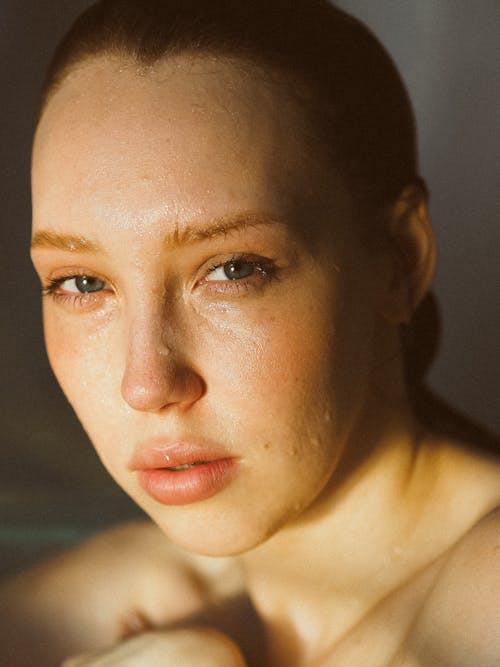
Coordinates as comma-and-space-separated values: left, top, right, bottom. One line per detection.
41, 270, 113, 297
203, 255, 273, 281
195, 253, 280, 298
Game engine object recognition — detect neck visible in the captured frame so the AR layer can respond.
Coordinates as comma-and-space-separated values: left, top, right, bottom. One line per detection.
238, 394, 447, 663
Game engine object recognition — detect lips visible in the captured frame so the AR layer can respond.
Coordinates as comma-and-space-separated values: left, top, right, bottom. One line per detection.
129, 440, 239, 506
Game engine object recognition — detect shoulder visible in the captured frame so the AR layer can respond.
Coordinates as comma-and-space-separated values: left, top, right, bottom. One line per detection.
0, 520, 244, 664
28, 518, 242, 598
411, 506, 500, 667
37, 519, 242, 614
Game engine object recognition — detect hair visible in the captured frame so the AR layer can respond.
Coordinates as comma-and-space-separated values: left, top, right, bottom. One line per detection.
38, 0, 439, 391
40, 0, 419, 214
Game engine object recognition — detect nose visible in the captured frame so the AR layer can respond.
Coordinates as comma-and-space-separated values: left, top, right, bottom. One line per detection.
120, 316, 205, 413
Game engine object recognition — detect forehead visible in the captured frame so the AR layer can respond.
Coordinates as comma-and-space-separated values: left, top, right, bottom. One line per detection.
32, 54, 349, 239
36, 53, 299, 153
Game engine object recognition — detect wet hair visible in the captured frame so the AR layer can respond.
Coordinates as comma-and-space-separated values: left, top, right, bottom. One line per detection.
40, 0, 419, 215
38, 0, 437, 389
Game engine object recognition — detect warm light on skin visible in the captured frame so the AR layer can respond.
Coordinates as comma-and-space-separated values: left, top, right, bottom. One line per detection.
31, 54, 396, 556
31, 214, 284, 254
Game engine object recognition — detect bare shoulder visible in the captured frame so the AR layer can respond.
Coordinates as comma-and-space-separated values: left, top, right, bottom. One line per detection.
0, 519, 244, 666
63, 518, 244, 601
411, 506, 500, 667
2, 519, 243, 622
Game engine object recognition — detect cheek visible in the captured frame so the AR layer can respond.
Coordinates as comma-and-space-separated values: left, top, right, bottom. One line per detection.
196, 293, 342, 447
43, 307, 120, 437
195, 305, 351, 527
203, 286, 371, 413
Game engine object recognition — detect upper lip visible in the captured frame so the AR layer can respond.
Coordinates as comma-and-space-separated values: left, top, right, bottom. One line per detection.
128, 437, 236, 471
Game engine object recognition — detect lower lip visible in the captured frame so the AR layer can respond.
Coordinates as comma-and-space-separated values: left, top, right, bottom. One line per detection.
137, 458, 237, 506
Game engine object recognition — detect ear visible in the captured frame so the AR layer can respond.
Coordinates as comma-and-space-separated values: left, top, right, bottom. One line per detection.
378, 181, 436, 324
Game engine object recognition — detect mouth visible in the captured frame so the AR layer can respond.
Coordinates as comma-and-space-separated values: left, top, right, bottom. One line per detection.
129, 440, 238, 506
166, 460, 209, 471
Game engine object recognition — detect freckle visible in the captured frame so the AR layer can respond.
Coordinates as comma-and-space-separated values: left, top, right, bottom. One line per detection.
263, 442, 270, 450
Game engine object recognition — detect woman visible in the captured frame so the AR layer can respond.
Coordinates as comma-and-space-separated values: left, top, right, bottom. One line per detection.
2, 1, 499, 664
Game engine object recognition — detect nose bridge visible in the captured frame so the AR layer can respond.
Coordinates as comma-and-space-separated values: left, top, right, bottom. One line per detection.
129, 296, 173, 358
120, 295, 203, 412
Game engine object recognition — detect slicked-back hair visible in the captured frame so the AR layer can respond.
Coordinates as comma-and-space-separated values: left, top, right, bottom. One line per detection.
39, 0, 418, 217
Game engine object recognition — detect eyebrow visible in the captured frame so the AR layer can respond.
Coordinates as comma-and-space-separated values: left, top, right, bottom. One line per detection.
31, 213, 281, 253
164, 213, 280, 248
30, 231, 103, 253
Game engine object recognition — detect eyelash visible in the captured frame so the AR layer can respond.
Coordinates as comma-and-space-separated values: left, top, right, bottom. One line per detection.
41, 274, 110, 308
202, 254, 278, 293
41, 254, 278, 306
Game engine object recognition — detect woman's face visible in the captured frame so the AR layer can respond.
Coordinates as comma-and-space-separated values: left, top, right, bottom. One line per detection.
31, 55, 387, 555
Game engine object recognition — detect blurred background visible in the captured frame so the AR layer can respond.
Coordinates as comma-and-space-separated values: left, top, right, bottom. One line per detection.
1, 1, 499, 576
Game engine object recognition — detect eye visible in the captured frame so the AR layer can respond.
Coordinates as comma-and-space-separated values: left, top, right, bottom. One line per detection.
60, 275, 107, 294
205, 257, 272, 283
42, 273, 112, 302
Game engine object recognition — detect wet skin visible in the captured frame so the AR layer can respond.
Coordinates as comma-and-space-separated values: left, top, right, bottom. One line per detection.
31, 54, 392, 557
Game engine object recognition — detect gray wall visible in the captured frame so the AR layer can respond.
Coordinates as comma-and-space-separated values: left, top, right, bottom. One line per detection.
1, 1, 498, 544
337, 0, 500, 433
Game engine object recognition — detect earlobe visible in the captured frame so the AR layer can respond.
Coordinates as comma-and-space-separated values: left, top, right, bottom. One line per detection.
378, 182, 437, 324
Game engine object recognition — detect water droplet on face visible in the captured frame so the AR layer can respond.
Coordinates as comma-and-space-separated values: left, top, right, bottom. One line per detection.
309, 437, 320, 451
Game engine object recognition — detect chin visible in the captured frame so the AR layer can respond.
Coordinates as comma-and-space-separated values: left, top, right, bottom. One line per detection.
141, 501, 288, 558
154, 517, 265, 557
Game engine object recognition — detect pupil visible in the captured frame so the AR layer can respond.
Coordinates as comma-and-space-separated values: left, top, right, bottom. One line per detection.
75, 276, 103, 293
224, 261, 254, 280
